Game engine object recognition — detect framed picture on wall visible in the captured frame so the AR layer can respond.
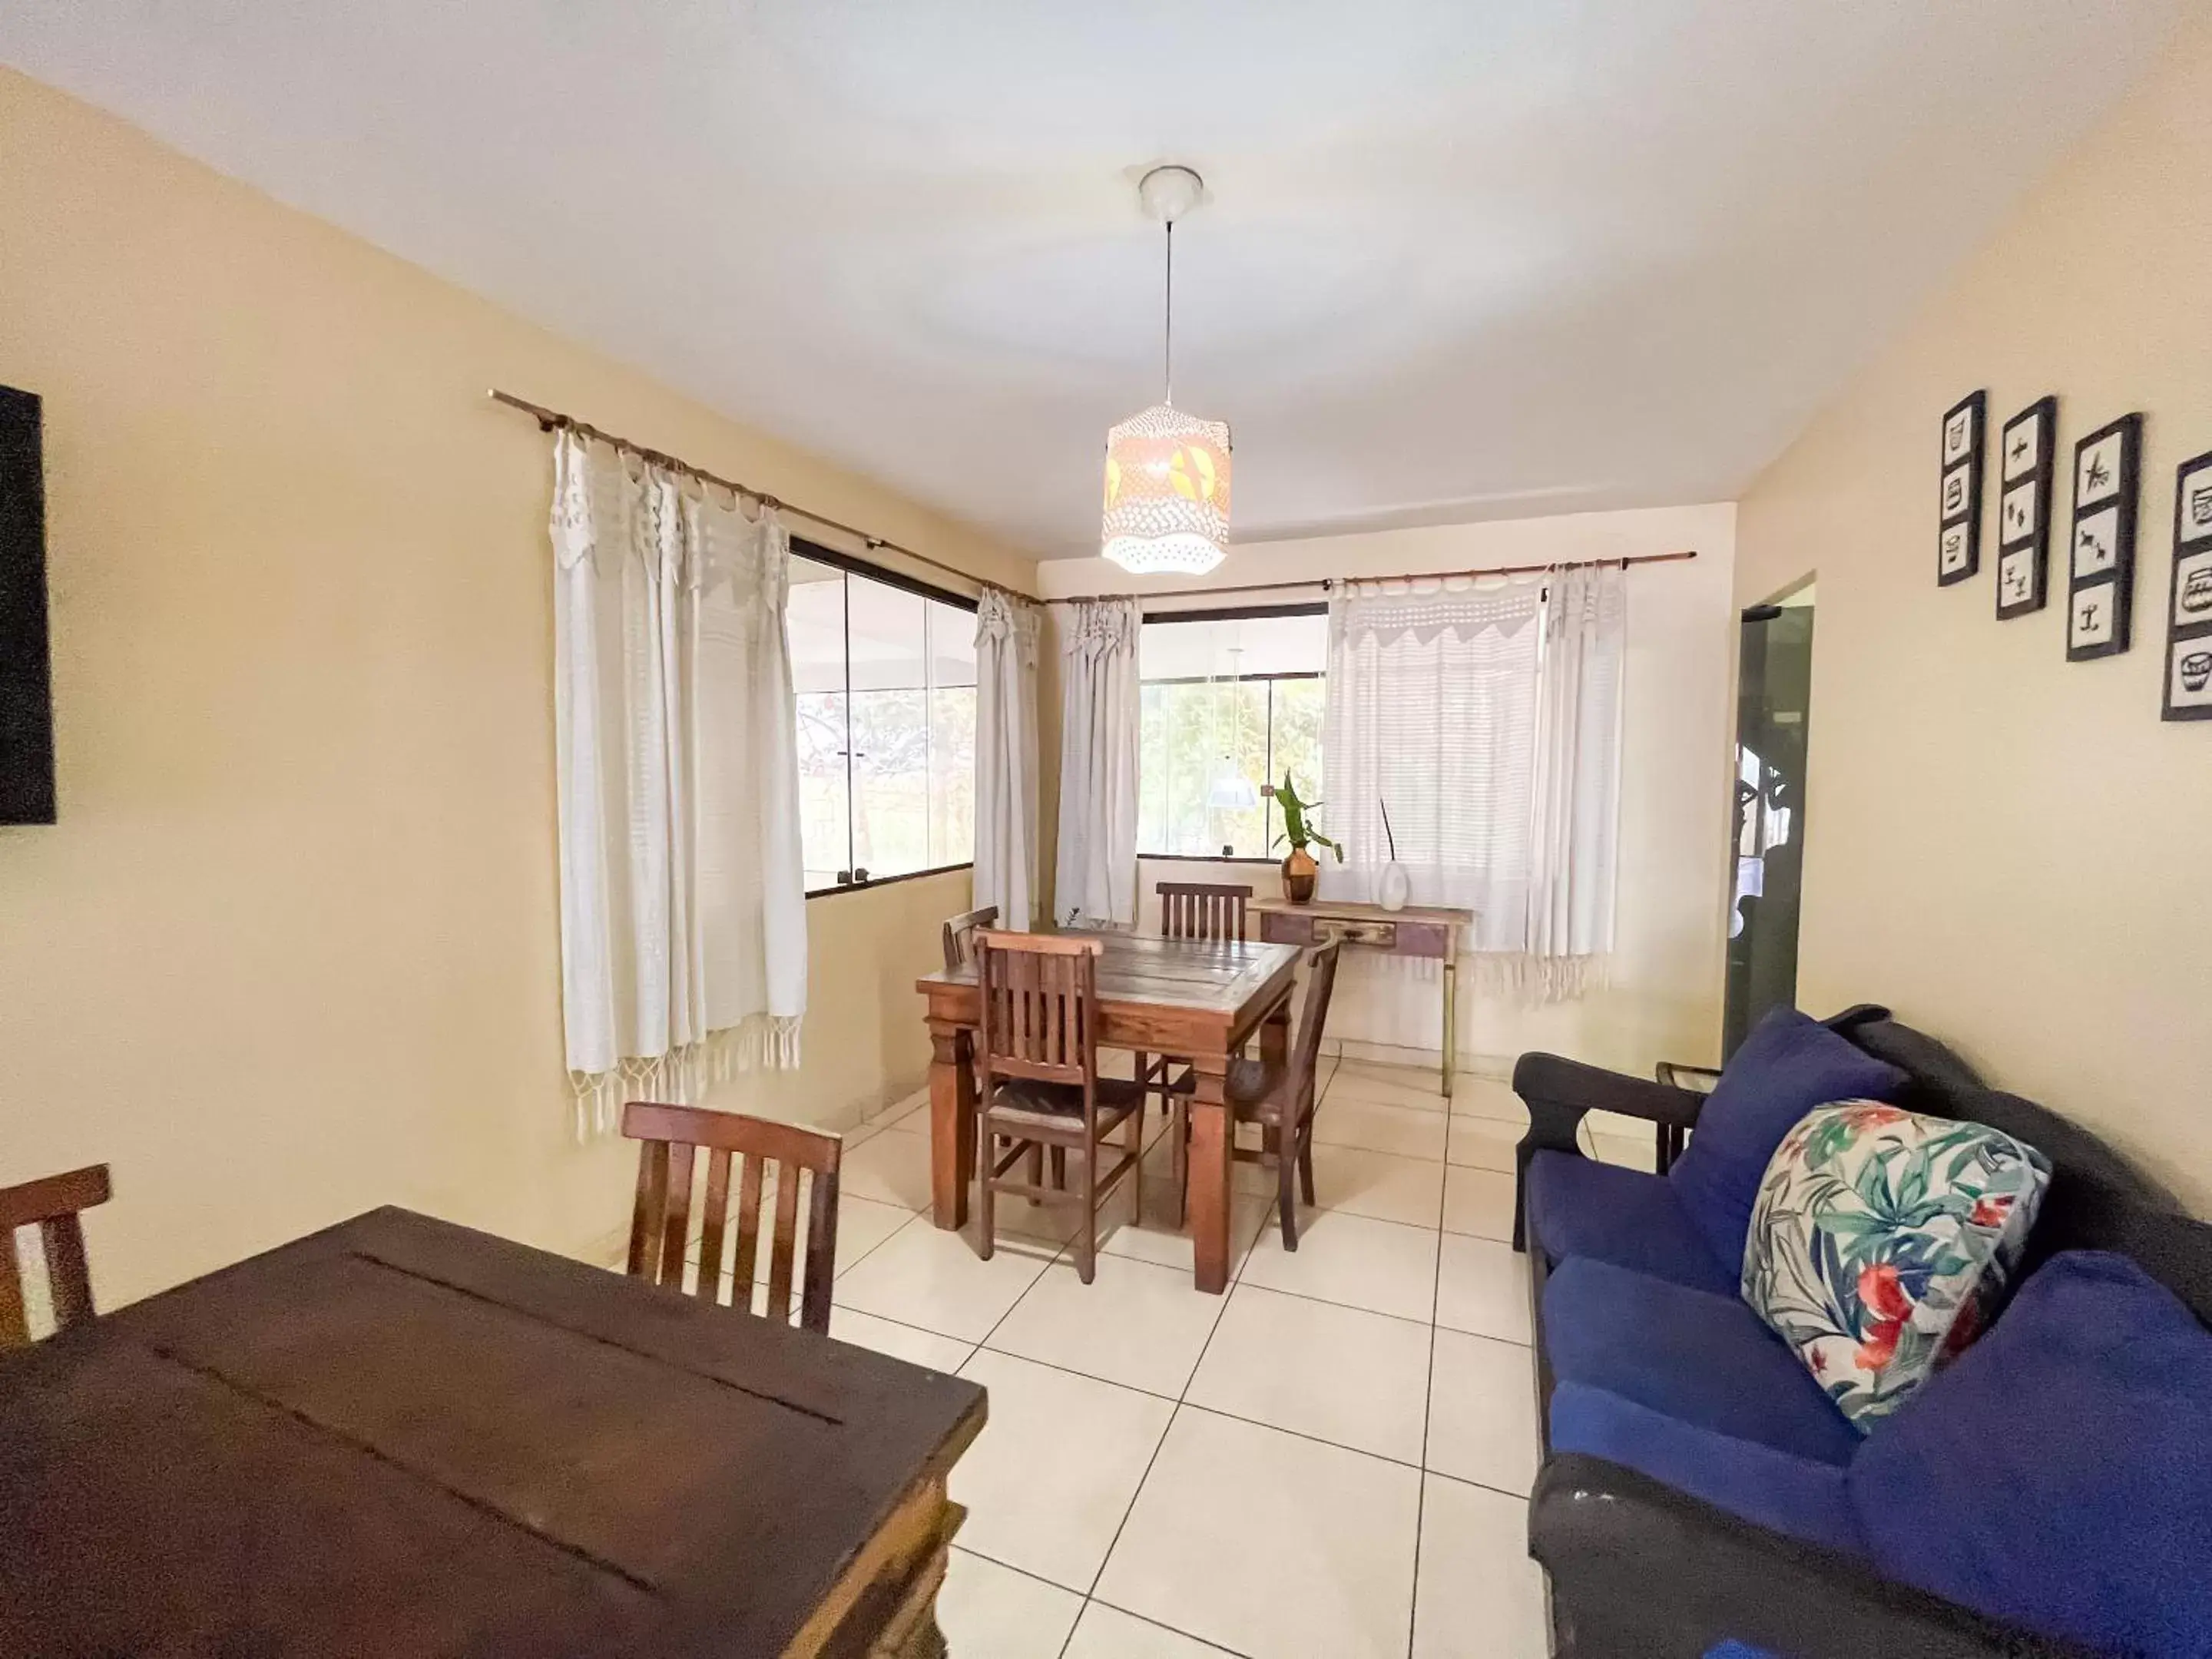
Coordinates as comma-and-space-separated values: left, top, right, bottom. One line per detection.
1995, 396, 2056, 620
1937, 390, 1985, 588
2065, 413, 2141, 661
2161, 447, 2212, 721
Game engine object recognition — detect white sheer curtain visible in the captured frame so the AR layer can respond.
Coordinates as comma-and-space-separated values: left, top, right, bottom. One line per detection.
551, 429, 808, 1135
1054, 597, 1141, 927
1525, 561, 1627, 996
1319, 576, 1545, 962
1319, 566, 1627, 1000
973, 587, 1041, 929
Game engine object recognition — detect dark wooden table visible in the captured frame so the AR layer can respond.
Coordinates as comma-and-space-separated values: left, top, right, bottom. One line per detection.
0, 1207, 987, 1658
917, 929, 1302, 1294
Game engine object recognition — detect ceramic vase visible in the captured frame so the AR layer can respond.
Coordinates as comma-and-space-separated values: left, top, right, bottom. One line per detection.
1281, 846, 1318, 904
1378, 862, 1410, 913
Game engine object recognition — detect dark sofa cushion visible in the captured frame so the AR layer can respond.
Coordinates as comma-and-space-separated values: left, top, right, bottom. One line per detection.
1551, 1382, 1864, 1558
1849, 1251, 2212, 1658
1544, 1255, 1863, 1467
1667, 1007, 1907, 1270
1525, 1151, 1737, 1294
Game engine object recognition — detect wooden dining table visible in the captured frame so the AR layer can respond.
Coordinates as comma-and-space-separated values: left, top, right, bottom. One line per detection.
916, 929, 1303, 1294
0, 1206, 987, 1657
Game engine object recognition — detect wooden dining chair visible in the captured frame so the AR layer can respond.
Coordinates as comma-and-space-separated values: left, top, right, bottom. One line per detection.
972, 929, 1147, 1283
1167, 941, 1343, 1249
1, 1164, 111, 1349
621, 1102, 842, 1334
1137, 880, 1255, 1116
941, 903, 998, 974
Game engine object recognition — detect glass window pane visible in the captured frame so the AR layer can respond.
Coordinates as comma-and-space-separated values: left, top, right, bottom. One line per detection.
787, 558, 847, 696
1138, 612, 1326, 679
846, 575, 930, 878
788, 559, 849, 889
1142, 680, 1269, 857
927, 601, 976, 868
1267, 677, 1326, 856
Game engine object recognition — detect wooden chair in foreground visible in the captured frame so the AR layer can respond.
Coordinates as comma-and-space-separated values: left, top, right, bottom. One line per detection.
621, 1102, 842, 1335
940, 904, 998, 975
1168, 940, 1343, 1248
1137, 879, 1254, 1122
0, 1164, 111, 1349
973, 929, 1147, 1282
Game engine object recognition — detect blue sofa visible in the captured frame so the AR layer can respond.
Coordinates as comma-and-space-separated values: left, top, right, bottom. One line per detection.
1513, 1005, 2212, 1659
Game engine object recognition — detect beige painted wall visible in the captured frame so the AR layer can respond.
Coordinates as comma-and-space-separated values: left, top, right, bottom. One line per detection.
1735, 19, 2212, 1210
0, 69, 1037, 1308
1042, 502, 1739, 1079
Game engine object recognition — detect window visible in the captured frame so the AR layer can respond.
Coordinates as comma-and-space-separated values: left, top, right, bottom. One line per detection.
788, 545, 976, 892
1137, 608, 1327, 859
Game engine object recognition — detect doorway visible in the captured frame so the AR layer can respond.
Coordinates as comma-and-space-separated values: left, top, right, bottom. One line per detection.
1724, 588, 1814, 1057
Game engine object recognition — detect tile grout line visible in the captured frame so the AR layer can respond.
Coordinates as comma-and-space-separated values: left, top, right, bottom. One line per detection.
951, 1535, 1256, 1659
1406, 1113, 1452, 1659
1061, 1141, 1253, 1644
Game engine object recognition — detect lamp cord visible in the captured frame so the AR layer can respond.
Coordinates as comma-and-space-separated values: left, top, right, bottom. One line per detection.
1164, 218, 1174, 408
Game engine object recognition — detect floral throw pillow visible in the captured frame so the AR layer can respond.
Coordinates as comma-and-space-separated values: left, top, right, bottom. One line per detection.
1741, 1101, 2050, 1433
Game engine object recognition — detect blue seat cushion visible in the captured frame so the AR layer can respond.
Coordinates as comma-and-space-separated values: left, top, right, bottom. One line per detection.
1551, 1382, 1863, 1558
1849, 1251, 2212, 1658
1543, 1255, 1863, 1467
1667, 1008, 1907, 1270
1525, 1150, 1737, 1294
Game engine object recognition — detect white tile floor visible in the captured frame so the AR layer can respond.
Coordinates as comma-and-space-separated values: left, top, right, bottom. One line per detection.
733, 1055, 1633, 1659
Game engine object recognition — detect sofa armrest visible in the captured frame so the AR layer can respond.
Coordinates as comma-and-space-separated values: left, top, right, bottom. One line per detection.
1529, 1454, 2088, 1659
1513, 1051, 1707, 1138
1510, 1054, 1707, 1252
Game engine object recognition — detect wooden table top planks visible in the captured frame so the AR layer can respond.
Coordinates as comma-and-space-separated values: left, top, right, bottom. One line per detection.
917, 928, 1302, 1016
0, 1206, 986, 1658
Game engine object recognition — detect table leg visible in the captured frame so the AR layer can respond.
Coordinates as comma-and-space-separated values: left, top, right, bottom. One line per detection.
1441, 955, 1457, 1099
1188, 1054, 1233, 1295
928, 1023, 975, 1230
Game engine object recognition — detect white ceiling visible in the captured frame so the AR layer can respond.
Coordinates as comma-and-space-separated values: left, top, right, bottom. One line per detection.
0, 2, 2183, 557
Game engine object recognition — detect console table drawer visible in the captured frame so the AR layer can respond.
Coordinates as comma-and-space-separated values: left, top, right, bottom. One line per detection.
1259, 909, 1454, 959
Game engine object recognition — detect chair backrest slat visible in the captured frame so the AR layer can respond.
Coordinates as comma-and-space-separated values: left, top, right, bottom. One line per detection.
975, 929, 1101, 1111
621, 1103, 843, 1333
942, 904, 999, 973
695, 1149, 733, 1302
1157, 881, 1251, 944
732, 1153, 766, 1296
659, 1139, 696, 1285
767, 1168, 802, 1320
0, 1164, 112, 1349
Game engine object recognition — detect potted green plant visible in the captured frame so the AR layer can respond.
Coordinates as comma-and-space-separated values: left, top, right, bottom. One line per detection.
1263, 773, 1342, 904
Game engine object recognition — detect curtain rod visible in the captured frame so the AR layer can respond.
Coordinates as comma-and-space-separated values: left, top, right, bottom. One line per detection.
488, 389, 1025, 599
1048, 548, 1697, 607
490, 390, 1697, 609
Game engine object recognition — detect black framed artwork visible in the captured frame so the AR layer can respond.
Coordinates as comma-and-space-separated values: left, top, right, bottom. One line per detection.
2161, 448, 2212, 720
1937, 390, 1985, 587
1995, 396, 2056, 619
2065, 412, 2141, 661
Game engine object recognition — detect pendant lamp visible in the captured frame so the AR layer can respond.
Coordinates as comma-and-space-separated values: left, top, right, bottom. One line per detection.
1101, 165, 1232, 576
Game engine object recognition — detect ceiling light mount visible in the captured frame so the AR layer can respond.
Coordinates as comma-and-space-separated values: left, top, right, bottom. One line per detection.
1135, 163, 1205, 226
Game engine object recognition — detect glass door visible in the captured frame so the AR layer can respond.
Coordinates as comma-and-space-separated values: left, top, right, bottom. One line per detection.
1724, 594, 1815, 1056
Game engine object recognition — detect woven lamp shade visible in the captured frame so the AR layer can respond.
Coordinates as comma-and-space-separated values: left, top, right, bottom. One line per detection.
1101, 402, 1233, 575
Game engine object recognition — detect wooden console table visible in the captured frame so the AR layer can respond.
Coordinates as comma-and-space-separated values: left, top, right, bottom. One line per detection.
1251, 897, 1473, 1098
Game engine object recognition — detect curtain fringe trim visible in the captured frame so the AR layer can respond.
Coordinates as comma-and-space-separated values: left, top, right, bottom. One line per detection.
1467, 952, 1611, 1005
568, 1015, 805, 1140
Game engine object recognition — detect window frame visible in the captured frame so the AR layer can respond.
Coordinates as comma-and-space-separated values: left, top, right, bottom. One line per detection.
791, 536, 979, 899
1136, 601, 1328, 863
